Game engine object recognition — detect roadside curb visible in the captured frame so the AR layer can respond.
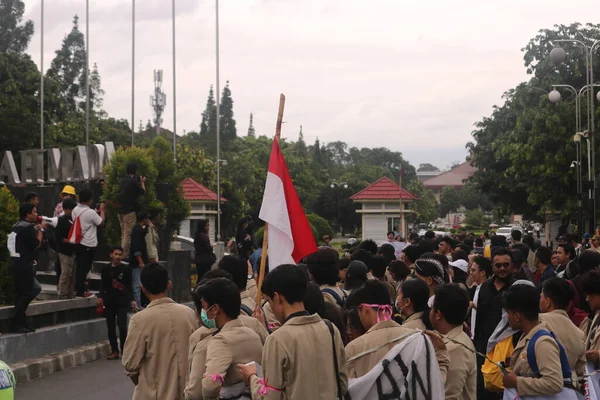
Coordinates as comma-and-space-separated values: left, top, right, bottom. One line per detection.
10, 341, 111, 384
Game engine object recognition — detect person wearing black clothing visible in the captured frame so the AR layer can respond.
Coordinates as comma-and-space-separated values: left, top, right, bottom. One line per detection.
235, 216, 254, 262
118, 162, 146, 258
8, 203, 44, 333
194, 219, 216, 279
130, 212, 150, 308
56, 199, 77, 299
474, 248, 515, 400
97, 246, 136, 360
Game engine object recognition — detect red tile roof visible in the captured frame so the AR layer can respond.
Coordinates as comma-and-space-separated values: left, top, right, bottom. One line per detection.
182, 178, 227, 202
350, 177, 417, 201
423, 162, 476, 189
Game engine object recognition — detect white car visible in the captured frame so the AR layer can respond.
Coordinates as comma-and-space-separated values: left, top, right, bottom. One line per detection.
495, 227, 513, 238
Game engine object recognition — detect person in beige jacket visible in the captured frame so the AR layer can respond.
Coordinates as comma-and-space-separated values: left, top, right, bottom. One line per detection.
396, 278, 431, 331
344, 280, 449, 381
218, 255, 257, 315
430, 284, 476, 400
583, 271, 600, 367
501, 284, 564, 396
539, 277, 586, 380
238, 264, 348, 399
122, 263, 198, 400
306, 249, 348, 310
186, 278, 263, 400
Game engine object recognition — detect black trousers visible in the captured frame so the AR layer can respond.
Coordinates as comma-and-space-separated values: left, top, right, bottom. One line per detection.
105, 305, 128, 354
11, 264, 42, 328
75, 245, 95, 296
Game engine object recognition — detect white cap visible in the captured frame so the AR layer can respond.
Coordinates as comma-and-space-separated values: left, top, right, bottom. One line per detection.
449, 259, 468, 273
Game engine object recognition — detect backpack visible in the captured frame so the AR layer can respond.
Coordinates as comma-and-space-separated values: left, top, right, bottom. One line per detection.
321, 288, 347, 308
67, 209, 93, 245
482, 336, 514, 392
526, 329, 573, 387
240, 304, 253, 316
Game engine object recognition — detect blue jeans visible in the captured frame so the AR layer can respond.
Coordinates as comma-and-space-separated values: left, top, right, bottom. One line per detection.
132, 267, 141, 308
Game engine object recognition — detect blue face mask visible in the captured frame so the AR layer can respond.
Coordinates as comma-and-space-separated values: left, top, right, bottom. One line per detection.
201, 306, 216, 329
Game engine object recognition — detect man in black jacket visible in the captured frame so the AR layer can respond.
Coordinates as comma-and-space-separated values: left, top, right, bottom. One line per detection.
97, 246, 136, 359
474, 248, 515, 399
129, 212, 150, 308
118, 162, 145, 258
8, 203, 45, 333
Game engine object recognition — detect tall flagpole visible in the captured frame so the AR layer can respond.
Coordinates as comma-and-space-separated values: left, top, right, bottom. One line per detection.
172, 0, 177, 162
215, 0, 221, 242
131, 0, 135, 146
85, 0, 90, 146
399, 168, 404, 238
40, 0, 44, 151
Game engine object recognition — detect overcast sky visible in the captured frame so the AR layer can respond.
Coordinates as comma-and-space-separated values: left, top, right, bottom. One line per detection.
22, 0, 597, 169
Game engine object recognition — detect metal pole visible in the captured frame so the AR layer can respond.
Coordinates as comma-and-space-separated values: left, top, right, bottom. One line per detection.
131, 0, 135, 146
590, 41, 600, 234
172, 0, 177, 162
40, 0, 44, 151
215, 0, 221, 241
85, 0, 90, 146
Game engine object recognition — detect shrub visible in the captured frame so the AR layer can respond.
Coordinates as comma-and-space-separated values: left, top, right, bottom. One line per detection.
307, 213, 334, 241
0, 187, 20, 304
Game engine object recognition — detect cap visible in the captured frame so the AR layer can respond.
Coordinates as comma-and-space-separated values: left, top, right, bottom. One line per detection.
593, 235, 600, 241
584, 233, 591, 240
449, 259, 468, 273
61, 185, 77, 196
322, 235, 331, 241
346, 260, 368, 280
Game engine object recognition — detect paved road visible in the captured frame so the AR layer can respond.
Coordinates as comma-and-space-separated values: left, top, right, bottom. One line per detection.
16, 359, 133, 400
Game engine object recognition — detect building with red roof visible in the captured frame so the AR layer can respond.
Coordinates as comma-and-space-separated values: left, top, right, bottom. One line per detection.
350, 177, 417, 243
179, 178, 226, 241
423, 161, 476, 200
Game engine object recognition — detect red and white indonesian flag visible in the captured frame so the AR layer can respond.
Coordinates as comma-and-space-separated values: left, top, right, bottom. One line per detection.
259, 139, 317, 269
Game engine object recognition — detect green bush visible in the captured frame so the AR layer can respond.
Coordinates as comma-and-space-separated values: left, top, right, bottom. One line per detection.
0, 186, 20, 304
101, 146, 160, 246
307, 213, 334, 241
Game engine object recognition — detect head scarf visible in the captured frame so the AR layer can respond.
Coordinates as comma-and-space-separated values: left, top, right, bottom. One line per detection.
486, 279, 535, 353
414, 258, 445, 285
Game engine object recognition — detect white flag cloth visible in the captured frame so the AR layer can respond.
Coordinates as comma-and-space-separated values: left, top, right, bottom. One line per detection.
345, 332, 444, 400
503, 388, 584, 400
584, 363, 600, 400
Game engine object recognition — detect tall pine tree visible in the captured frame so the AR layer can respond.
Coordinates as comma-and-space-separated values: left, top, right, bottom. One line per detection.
247, 112, 256, 137
47, 15, 87, 113
220, 80, 237, 147
199, 85, 217, 154
296, 125, 307, 156
0, 0, 34, 53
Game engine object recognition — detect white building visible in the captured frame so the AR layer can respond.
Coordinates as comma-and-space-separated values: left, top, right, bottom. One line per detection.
350, 177, 417, 243
179, 178, 226, 242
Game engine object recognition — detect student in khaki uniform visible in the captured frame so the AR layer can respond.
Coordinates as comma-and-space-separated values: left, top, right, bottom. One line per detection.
122, 263, 198, 400
501, 284, 564, 396
539, 278, 586, 380
583, 271, 600, 367
218, 255, 257, 314
396, 278, 432, 331
430, 284, 476, 400
307, 249, 348, 310
345, 280, 450, 381
186, 278, 263, 400
238, 264, 348, 399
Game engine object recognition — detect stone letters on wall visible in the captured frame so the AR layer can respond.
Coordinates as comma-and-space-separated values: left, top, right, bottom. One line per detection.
0, 142, 115, 185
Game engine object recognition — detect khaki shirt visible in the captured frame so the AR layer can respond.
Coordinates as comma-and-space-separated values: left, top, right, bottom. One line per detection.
585, 311, 600, 353
509, 322, 563, 396
123, 297, 198, 400
540, 309, 586, 379
320, 284, 347, 310
402, 312, 426, 331
444, 326, 476, 400
249, 313, 348, 399
241, 290, 257, 315
262, 301, 281, 331
345, 320, 449, 383
239, 314, 269, 344
186, 327, 215, 399
247, 278, 257, 300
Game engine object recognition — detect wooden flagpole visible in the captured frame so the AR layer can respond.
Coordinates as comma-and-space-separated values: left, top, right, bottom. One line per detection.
256, 93, 286, 306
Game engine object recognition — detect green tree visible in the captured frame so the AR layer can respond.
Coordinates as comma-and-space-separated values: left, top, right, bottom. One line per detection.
0, 0, 34, 54
296, 126, 307, 156
47, 15, 87, 113
247, 112, 255, 137
464, 209, 487, 230
406, 180, 438, 224
307, 213, 334, 240
220, 81, 237, 148
417, 163, 439, 172
0, 186, 19, 304
439, 186, 461, 217
89, 62, 104, 113
199, 85, 217, 154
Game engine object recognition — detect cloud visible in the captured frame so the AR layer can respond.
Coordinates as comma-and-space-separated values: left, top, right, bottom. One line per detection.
22, 0, 598, 168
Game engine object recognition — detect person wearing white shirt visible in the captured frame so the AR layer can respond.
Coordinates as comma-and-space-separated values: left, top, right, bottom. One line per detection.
73, 189, 105, 297
468, 256, 492, 339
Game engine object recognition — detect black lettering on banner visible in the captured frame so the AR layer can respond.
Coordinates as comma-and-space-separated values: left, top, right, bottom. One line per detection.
396, 354, 411, 399
375, 359, 401, 398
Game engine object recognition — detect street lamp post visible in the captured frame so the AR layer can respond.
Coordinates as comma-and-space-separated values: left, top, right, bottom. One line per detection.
551, 40, 600, 233
330, 182, 348, 235
216, 159, 227, 241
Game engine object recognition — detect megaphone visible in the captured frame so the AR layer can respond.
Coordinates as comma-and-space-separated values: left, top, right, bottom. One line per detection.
40, 216, 58, 228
